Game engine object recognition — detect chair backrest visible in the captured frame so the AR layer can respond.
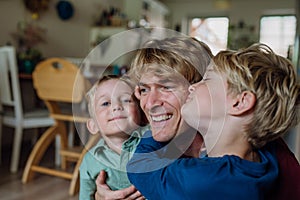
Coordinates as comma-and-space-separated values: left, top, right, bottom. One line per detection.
33, 58, 87, 103
0, 46, 23, 119
33, 58, 89, 122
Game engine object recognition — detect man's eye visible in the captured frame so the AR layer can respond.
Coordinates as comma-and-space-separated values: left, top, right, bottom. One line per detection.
161, 86, 173, 91
139, 87, 148, 94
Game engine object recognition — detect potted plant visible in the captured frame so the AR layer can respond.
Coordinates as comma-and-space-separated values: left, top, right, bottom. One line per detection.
11, 21, 46, 73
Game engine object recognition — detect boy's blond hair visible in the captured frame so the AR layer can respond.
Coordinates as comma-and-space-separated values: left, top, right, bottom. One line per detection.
128, 36, 213, 85
213, 43, 300, 148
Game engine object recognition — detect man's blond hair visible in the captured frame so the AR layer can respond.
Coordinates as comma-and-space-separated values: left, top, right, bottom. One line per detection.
128, 36, 213, 85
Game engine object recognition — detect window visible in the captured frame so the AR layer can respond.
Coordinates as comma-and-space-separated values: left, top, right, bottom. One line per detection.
188, 17, 229, 55
259, 15, 296, 57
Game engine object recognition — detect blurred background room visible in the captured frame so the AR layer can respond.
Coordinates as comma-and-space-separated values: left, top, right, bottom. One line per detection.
0, 0, 299, 199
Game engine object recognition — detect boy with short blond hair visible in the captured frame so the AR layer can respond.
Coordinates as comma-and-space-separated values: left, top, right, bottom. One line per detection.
79, 75, 148, 200
206, 43, 299, 148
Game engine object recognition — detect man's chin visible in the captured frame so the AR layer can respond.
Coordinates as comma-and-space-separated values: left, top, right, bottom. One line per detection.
152, 129, 175, 142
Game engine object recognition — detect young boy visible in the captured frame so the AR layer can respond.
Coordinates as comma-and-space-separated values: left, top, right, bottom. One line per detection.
127, 43, 300, 199
79, 75, 148, 200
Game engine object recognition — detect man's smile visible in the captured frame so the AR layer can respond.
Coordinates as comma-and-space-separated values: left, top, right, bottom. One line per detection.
151, 114, 172, 122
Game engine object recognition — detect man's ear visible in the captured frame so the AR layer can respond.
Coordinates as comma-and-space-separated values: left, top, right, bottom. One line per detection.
228, 91, 256, 115
134, 86, 141, 100
86, 118, 99, 135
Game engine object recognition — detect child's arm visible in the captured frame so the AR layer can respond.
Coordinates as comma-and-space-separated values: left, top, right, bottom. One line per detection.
127, 130, 280, 200
126, 131, 196, 199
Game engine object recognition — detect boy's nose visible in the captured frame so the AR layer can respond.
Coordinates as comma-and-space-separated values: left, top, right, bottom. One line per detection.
112, 103, 123, 111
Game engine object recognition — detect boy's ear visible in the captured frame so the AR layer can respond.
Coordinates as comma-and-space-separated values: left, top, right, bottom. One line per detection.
228, 91, 256, 115
134, 86, 141, 100
86, 118, 99, 135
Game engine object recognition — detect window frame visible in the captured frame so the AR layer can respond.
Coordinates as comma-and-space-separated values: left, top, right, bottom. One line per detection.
259, 14, 297, 57
187, 15, 230, 55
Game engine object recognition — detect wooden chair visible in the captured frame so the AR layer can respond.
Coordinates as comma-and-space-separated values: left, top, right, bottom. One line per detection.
0, 46, 54, 172
22, 58, 98, 196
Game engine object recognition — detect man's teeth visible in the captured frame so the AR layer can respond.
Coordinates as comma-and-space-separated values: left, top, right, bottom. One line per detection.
151, 115, 172, 122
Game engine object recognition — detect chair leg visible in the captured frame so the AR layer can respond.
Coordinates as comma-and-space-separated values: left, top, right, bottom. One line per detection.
0, 106, 3, 165
55, 135, 61, 166
69, 143, 88, 196
31, 128, 39, 145
69, 161, 80, 196
22, 125, 59, 183
10, 126, 23, 173
22, 121, 68, 183
69, 134, 100, 195
0, 123, 2, 165
57, 121, 68, 170
68, 122, 75, 147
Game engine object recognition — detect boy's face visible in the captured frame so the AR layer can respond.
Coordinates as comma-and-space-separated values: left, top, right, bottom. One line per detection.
88, 79, 140, 136
135, 71, 191, 142
181, 64, 228, 137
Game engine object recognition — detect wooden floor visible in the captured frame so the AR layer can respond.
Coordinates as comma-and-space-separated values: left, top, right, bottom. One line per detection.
0, 141, 79, 200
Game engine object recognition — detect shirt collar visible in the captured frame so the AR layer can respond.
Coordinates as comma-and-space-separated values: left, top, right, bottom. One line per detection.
123, 125, 150, 150
93, 138, 109, 154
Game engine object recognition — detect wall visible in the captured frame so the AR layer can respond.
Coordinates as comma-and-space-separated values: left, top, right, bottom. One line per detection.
0, 0, 123, 58
0, 0, 296, 58
162, 0, 295, 35
161, 0, 299, 160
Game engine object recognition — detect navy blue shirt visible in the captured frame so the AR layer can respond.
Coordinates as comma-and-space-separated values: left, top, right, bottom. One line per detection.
127, 131, 279, 200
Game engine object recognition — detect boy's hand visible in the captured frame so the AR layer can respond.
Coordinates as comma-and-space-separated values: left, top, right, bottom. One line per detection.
95, 170, 145, 200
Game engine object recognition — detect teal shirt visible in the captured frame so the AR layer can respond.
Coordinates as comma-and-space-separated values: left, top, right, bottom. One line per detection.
79, 125, 150, 200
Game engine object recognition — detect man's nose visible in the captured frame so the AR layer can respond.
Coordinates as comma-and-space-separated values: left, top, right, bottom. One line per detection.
145, 89, 163, 108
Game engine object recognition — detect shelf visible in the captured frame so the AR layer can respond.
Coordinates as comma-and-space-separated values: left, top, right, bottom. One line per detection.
89, 26, 127, 48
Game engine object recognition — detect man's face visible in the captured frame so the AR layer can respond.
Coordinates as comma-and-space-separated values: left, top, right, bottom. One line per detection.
135, 72, 190, 142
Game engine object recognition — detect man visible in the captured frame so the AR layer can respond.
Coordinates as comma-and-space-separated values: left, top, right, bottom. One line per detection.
95, 36, 213, 200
